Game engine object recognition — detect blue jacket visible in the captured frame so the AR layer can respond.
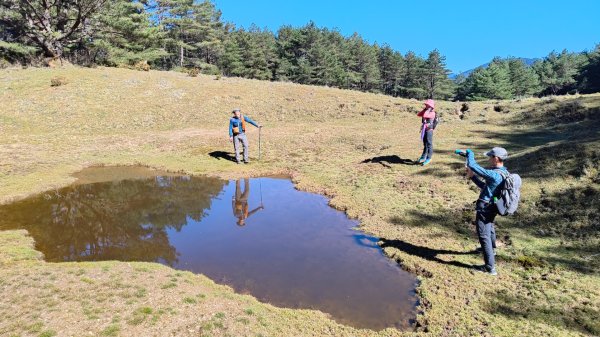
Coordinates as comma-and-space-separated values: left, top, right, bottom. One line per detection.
229, 115, 258, 137
466, 151, 508, 203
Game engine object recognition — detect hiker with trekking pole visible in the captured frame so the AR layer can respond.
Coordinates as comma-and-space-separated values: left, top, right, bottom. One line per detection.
229, 108, 262, 164
455, 147, 522, 276
232, 178, 264, 226
416, 99, 439, 166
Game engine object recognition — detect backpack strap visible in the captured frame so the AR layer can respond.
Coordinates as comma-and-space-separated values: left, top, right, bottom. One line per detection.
494, 168, 509, 179
241, 114, 246, 132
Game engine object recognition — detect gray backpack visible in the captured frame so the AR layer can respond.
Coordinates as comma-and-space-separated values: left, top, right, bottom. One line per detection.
494, 169, 522, 216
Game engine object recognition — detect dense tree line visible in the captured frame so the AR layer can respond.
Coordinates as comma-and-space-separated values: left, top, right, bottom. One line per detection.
1, 0, 599, 100
456, 47, 600, 100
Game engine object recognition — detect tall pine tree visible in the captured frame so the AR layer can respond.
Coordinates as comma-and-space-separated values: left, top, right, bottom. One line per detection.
423, 49, 453, 99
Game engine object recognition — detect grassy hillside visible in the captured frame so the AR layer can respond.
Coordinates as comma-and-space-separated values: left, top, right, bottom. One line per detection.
1, 66, 599, 337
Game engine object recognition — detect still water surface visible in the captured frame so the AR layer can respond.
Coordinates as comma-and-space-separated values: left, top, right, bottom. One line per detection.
0, 167, 417, 330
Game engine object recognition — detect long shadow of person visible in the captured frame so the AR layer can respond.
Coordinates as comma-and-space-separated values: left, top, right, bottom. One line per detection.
379, 238, 478, 270
209, 151, 237, 162
232, 179, 264, 226
361, 155, 417, 168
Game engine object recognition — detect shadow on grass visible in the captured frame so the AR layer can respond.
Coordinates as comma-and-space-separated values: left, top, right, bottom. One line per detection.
390, 209, 474, 237
415, 161, 465, 178
209, 151, 237, 162
361, 155, 417, 168
379, 238, 477, 270
458, 102, 600, 180
484, 290, 600, 335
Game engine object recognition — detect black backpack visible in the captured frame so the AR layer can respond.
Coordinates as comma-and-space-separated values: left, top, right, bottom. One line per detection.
432, 115, 440, 129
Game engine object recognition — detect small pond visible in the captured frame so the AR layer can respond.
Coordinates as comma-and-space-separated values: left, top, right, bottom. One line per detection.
0, 167, 417, 330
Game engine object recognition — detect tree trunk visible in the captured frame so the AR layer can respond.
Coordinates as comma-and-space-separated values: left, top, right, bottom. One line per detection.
180, 46, 184, 68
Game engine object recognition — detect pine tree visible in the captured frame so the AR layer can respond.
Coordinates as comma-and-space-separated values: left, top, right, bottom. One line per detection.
91, 0, 166, 66
345, 34, 380, 92
423, 49, 454, 99
235, 25, 276, 81
578, 44, 600, 94
398, 51, 426, 99
534, 50, 586, 95
193, 1, 224, 65
461, 59, 511, 100
378, 44, 403, 96
157, 0, 224, 69
507, 58, 540, 97
219, 30, 244, 76
0, 0, 108, 59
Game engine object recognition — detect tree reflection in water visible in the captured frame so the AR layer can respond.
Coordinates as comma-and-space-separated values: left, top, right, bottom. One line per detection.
0, 175, 225, 264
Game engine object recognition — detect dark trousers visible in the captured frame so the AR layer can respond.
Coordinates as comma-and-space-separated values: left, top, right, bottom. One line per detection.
421, 129, 433, 160
475, 201, 498, 271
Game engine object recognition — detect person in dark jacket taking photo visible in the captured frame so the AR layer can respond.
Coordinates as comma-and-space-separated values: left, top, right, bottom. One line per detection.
458, 147, 510, 276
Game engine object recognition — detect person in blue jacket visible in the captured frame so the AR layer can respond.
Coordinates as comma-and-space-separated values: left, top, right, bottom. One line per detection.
463, 147, 509, 276
229, 108, 262, 164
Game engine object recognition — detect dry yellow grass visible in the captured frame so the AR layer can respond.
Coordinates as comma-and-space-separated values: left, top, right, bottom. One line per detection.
1, 66, 599, 336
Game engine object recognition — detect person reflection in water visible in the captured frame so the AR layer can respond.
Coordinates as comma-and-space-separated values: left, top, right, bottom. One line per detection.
232, 179, 264, 226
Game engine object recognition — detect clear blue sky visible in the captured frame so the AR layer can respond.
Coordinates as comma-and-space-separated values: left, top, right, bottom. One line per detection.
212, 0, 600, 73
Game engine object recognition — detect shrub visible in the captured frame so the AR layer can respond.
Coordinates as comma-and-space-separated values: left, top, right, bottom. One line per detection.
460, 102, 469, 112
200, 63, 220, 76
187, 68, 200, 77
133, 60, 150, 71
50, 76, 68, 87
0, 58, 10, 69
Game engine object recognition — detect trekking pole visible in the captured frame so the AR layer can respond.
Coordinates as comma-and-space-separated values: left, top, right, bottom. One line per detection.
259, 177, 263, 208
258, 126, 262, 161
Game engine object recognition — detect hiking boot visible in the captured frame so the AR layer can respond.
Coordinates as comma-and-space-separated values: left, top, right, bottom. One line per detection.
236, 161, 241, 164
421, 159, 431, 166
474, 265, 497, 276
417, 157, 426, 163
243, 160, 249, 164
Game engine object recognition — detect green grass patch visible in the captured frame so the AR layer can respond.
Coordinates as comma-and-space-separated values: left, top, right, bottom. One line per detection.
39, 330, 57, 337
101, 324, 120, 336
183, 297, 197, 304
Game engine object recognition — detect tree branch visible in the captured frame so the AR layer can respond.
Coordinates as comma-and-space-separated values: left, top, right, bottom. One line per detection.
20, 0, 50, 32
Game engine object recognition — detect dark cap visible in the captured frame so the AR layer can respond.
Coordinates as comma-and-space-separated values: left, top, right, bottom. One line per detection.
484, 147, 508, 160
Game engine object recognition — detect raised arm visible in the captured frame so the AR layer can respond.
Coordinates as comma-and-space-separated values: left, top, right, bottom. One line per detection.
246, 205, 264, 218
466, 151, 502, 182
243, 115, 260, 128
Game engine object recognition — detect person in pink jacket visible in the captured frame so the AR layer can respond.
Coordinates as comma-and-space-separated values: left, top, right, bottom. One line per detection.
416, 99, 436, 166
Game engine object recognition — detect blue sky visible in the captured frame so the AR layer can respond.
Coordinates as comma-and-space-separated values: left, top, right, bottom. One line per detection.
212, 0, 600, 73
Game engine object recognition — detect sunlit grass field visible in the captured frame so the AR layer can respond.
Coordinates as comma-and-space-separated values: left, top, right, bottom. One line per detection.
1, 66, 598, 336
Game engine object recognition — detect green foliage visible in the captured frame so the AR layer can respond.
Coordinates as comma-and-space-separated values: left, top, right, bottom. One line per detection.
533, 50, 587, 95
0, 41, 37, 63
458, 58, 529, 100
0, 0, 107, 58
91, 0, 167, 67
377, 44, 404, 96
508, 58, 540, 97
423, 49, 454, 99
579, 44, 600, 94
5, 0, 600, 99
157, 0, 224, 68
398, 51, 426, 99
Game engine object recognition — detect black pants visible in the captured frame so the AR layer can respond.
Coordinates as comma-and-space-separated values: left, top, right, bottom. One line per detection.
421, 129, 433, 160
475, 201, 498, 271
